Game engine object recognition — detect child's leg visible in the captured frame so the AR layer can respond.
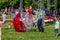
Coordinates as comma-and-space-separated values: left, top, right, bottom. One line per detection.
37, 19, 41, 32
40, 19, 44, 32
35, 24, 36, 28
54, 29, 59, 36
40, 27, 44, 32
33, 23, 36, 28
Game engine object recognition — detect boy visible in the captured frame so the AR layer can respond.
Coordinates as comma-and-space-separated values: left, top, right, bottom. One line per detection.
54, 17, 60, 36
34, 9, 44, 32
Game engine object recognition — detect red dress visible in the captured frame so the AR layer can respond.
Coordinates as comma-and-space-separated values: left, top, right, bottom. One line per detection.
13, 13, 26, 32
28, 8, 32, 15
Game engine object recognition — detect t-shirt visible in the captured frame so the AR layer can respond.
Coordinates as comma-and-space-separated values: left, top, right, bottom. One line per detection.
2, 14, 6, 23
5, 8, 7, 12
55, 21, 60, 29
45, 9, 48, 14
32, 15, 37, 23
35, 11, 42, 19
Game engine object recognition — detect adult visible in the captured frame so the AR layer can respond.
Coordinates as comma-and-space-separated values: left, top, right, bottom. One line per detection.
28, 6, 32, 16
5, 7, 8, 15
8, 7, 11, 15
45, 8, 49, 16
25, 6, 33, 30
41, 9, 45, 27
11, 7, 15, 20
53, 9, 57, 17
2, 10, 6, 24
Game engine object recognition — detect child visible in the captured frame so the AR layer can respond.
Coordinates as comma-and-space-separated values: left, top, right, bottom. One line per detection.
54, 17, 60, 36
32, 15, 37, 28
34, 9, 44, 32
0, 16, 2, 40
32, 15, 37, 31
2, 12, 6, 23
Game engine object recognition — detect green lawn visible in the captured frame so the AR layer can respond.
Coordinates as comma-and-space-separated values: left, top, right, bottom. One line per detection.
2, 23, 60, 40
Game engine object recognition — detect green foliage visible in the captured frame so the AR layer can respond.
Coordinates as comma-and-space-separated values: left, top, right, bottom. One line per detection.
0, 0, 60, 13
0, 0, 19, 9
24, 0, 33, 8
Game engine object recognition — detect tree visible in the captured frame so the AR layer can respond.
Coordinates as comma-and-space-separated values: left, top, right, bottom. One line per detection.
0, 0, 60, 14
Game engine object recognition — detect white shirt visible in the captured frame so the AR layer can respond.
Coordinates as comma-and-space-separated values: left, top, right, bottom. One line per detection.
2, 14, 6, 23
55, 21, 60, 29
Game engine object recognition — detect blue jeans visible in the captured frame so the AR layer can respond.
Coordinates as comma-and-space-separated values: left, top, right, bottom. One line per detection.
54, 29, 58, 34
37, 19, 44, 32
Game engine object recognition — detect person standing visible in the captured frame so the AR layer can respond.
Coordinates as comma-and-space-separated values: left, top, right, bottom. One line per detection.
41, 9, 45, 26
5, 7, 7, 15
53, 17, 60, 36
11, 7, 15, 20
8, 7, 11, 15
35, 9, 44, 32
2, 12, 6, 23
53, 9, 57, 17
26, 6, 33, 30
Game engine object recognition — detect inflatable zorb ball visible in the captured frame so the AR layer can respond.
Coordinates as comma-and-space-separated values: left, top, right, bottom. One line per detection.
25, 13, 33, 31
21, 12, 33, 31
13, 12, 26, 32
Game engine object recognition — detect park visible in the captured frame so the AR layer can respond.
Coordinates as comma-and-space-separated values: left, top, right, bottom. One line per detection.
0, 0, 60, 40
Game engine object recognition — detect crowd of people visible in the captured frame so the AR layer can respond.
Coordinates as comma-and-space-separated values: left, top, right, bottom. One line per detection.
0, 6, 60, 36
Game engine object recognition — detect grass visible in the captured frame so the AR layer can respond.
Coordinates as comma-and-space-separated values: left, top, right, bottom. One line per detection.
2, 23, 60, 40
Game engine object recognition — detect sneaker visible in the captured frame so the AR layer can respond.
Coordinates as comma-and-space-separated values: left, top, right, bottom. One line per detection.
56, 33, 59, 36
